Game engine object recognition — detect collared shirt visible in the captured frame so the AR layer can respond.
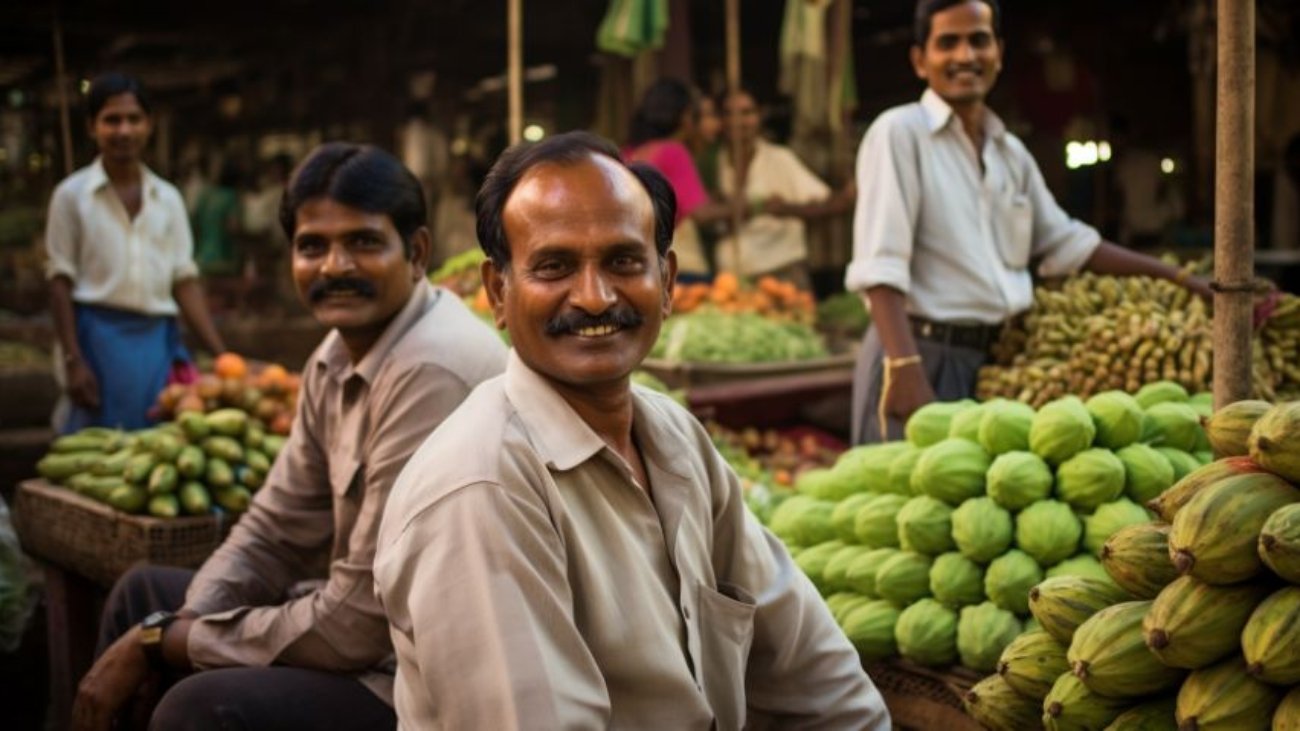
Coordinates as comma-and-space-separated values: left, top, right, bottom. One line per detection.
845, 89, 1101, 324
44, 157, 199, 316
717, 139, 831, 277
375, 350, 889, 730
182, 281, 507, 704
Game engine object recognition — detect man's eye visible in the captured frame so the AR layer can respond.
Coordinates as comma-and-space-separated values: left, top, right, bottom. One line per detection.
295, 241, 325, 255
533, 260, 568, 277
611, 255, 644, 271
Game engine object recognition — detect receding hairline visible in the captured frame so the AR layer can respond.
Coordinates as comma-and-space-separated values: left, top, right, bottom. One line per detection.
506, 151, 653, 214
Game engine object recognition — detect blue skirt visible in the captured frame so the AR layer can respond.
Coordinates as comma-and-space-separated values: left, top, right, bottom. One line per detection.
62, 304, 191, 433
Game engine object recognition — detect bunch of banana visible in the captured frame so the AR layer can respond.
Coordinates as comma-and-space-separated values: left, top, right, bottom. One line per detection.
36, 410, 284, 519
1258, 293, 1300, 401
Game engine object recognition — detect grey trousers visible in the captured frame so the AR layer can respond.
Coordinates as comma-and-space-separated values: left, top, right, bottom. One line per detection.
98, 565, 396, 731
850, 325, 989, 445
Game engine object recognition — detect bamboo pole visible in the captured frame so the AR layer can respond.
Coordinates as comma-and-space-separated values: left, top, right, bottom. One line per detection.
52, 8, 74, 177
1212, 0, 1255, 407
725, 0, 744, 268
507, 0, 523, 145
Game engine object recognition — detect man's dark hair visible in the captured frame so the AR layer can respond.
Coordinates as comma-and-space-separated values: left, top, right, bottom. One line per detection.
86, 73, 151, 120
628, 78, 694, 147
475, 130, 676, 269
278, 143, 427, 255
914, 0, 1001, 47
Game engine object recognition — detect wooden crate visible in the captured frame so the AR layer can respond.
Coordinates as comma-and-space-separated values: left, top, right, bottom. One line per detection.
12, 479, 234, 588
865, 660, 982, 731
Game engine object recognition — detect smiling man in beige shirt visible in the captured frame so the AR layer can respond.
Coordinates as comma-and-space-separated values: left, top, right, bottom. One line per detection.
72, 143, 506, 731
375, 131, 887, 730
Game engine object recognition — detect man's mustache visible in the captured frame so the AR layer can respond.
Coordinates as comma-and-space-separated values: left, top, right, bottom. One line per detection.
545, 307, 644, 336
308, 277, 377, 302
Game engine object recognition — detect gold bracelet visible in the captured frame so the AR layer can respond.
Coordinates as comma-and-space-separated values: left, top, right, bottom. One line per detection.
884, 354, 923, 369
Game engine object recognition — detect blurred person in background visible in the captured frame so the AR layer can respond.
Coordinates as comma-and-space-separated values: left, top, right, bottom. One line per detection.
192, 158, 244, 276
44, 72, 226, 433
625, 78, 743, 282
715, 87, 856, 290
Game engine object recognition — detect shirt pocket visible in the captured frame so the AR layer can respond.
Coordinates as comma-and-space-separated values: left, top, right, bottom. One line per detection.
696, 580, 756, 731
997, 193, 1034, 269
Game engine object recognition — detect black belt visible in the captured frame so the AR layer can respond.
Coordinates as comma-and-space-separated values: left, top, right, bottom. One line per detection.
909, 316, 1003, 352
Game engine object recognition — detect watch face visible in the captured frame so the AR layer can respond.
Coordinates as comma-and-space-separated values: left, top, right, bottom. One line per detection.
141, 610, 175, 629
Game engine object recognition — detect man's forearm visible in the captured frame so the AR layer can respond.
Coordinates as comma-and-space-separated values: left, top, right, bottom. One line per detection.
1084, 241, 1212, 299
865, 286, 919, 358
173, 278, 226, 355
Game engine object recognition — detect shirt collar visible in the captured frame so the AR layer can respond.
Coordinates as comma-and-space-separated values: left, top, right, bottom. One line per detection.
317, 279, 440, 385
502, 350, 608, 472
86, 156, 165, 199
919, 88, 1007, 140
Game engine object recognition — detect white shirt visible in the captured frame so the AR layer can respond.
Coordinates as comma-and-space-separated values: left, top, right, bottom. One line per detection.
717, 139, 830, 277
845, 89, 1100, 324
44, 157, 199, 316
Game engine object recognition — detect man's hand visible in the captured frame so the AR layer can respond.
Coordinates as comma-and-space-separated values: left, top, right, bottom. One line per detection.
66, 359, 101, 409
1184, 274, 1214, 302
882, 361, 935, 422
71, 628, 151, 731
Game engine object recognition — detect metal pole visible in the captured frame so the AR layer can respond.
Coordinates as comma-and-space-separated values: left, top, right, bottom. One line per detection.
507, 0, 523, 145
52, 8, 75, 177
725, 0, 744, 269
1212, 0, 1255, 407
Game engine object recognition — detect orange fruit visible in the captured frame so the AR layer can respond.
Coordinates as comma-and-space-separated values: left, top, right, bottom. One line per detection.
214, 352, 248, 380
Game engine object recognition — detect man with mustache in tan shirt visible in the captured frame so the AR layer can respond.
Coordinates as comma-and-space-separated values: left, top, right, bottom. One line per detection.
376, 131, 888, 730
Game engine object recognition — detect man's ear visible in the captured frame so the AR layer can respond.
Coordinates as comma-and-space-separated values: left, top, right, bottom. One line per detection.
481, 257, 509, 331
910, 45, 928, 81
660, 250, 678, 319
408, 227, 433, 278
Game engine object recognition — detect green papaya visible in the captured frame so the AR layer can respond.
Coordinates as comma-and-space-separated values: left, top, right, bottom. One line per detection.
929, 552, 985, 608
123, 452, 158, 485
1116, 443, 1176, 505
175, 445, 206, 480
986, 450, 1054, 511
1247, 402, 1300, 483
213, 484, 252, 513
36, 451, 105, 481
1147, 455, 1266, 522
964, 674, 1042, 731
205, 408, 249, 437
1274, 687, 1300, 731
91, 448, 133, 477
951, 497, 1013, 564
1242, 586, 1300, 685
1135, 381, 1190, 409
895, 495, 954, 556
1169, 471, 1300, 584
1203, 399, 1271, 459
147, 463, 178, 495
1100, 523, 1178, 599
1086, 390, 1144, 450
1069, 600, 1185, 698
1042, 672, 1131, 731
910, 437, 990, 506
840, 599, 901, 661
852, 493, 907, 548
106, 484, 148, 514
205, 457, 235, 489
147, 493, 180, 518
997, 629, 1069, 701
874, 551, 933, 605
985, 549, 1043, 615
1176, 656, 1282, 731
1083, 499, 1151, 557
177, 410, 211, 441
1029, 396, 1096, 466
1016, 500, 1083, 567
1143, 402, 1203, 452
151, 433, 183, 463
1103, 697, 1177, 731
894, 598, 957, 667
178, 481, 211, 515
1142, 575, 1269, 669
843, 547, 899, 597
261, 434, 287, 460
831, 493, 874, 543
956, 601, 1021, 672
1056, 448, 1127, 512
906, 400, 975, 447
1260, 503, 1300, 584
794, 541, 846, 594
1029, 575, 1133, 645
979, 399, 1036, 456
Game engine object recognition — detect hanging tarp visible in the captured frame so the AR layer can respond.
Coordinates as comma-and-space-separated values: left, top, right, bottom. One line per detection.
596, 0, 669, 58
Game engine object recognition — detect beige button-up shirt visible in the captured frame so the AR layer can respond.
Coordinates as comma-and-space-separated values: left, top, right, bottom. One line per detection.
376, 351, 889, 730
183, 281, 507, 703
716, 139, 832, 277
845, 89, 1101, 324
44, 157, 199, 316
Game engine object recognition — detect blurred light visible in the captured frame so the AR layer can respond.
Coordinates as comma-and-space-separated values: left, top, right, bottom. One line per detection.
1098, 141, 1112, 162
1161, 158, 1176, 174
79, 79, 90, 94
7, 89, 23, 108
450, 137, 469, 155
0, 149, 8, 163
523, 124, 545, 142
1065, 140, 1100, 170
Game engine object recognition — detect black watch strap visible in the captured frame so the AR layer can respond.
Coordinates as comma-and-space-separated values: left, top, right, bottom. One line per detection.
138, 610, 179, 669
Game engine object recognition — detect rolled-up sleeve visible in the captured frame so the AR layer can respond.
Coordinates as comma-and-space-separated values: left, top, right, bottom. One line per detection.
1021, 144, 1101, 277
376, 481, 610, 730
704, 438, 890, 729
45, 185, 80, 281
186, 363, 471, 672
845, 114, 920, 295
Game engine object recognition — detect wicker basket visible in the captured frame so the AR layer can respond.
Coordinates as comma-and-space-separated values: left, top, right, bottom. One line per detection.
864, 659, 982, 731
12, 479, 234, 588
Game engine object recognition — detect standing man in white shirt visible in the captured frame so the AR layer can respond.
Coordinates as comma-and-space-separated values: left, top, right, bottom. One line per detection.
45, 73, 226, 432
846, 0, 1211, 443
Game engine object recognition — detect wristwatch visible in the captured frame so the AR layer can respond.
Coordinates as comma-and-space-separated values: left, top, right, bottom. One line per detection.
138, 610, 179, 669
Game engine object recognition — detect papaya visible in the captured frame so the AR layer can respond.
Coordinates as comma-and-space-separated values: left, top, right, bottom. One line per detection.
204, 407, 250, 437
205, 457, 235, 489
794, 541, 845, 593
979, 399, 1036, 456
1042, 672, 1131, 731
106, 484, 148, 514
1083, 499, 1151, 557
1029, 575, 1133, 645
831, 595, 872, 626
175, 445, 206, 480
36, 451, 105, 481
123, 452, 158, 485
1156, 448, 1201, 482
147, 493, 180, 518
1249, 402, 1300, 483
91, 448, 133, 477
1068, 600, 1185, 698
1030, 395, 1097, 466
1103, 697, 1177, 731
178, 481, 211, 516
964, 674, 1042, 731
997, 629, 1069, 701
1116, 443, 1176, 505
177, 410, 211, 441
906, 400, 975, 447
243, 425, 265, 451
1259, 503, 1300, 584
1203, 399, 1271, 458
1016, 500, 1083, 567
831, 493, 875, 543
852, 493, 907, 548
70, 475, 124, 503
213, 484, 252, 513
894, 598, 957, 667
874, 551, 933, 605
1142, 575, 1269, 669
886, 444, 924, 496
986, 450, 1054, 510
1136, 381, 1190, 409
1086, 390, 1144, 450
201, 435, 245, 464
1242, 586, 1300, 685
951, 497, 1013, 564
843, 547, 898, 597
929, 552, 985, 608
1168, 471, 1300, 584
1176, 656, 1282, 731
150, 433, 183, 463
1047, 554, 1116, 587
1100, 523, 1178, 599
1274, 687, 1300, 731
910, 437, 990, 505
948, 403, 986, 443
1143, 402, 1203, 452
50, 431, 113, 454
147, 463, 178, 495
1147, 455, 1266, 522
240, 466, 265, 490
769, 496, 836, 547
895, 495, 954, 556
984, 550, 1042, 615
1056, 448, 1126, 512
824, 592, 861, 623
822, 545, 867, 592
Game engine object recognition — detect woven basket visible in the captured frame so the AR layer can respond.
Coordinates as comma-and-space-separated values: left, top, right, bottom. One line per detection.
864, 660, 982, 731
12, 479, 234, 588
